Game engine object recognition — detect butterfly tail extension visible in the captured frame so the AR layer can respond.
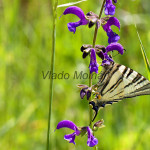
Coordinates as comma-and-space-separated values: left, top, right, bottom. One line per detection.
89, 101, 99, 122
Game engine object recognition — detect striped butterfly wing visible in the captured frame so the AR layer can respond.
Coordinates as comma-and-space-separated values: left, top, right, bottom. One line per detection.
90, 62, 150, 121
95, 62, 150, 107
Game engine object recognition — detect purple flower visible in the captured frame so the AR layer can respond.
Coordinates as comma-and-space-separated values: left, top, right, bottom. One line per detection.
103, 17, 120, 44
96, 51, 105, 59
107, 30, 120, 44
80, 88, 91, 100
80, 89, 87, 99
86, 90, 91, 100
78, 84, 92, 100
101, 43, 124, 66
85, 11, 100, 28
56, 120, 98, 147
102, 58, 112, 66
103, 17, 120, 32
87, 127, 98, 147
62, 6, 88, 33
56, 120, 80, 144
103, 52, 113, 62
80, 44, 106, 59
106, 42, 124, 54
89, 49, 99, 74
104, 0, 116, 15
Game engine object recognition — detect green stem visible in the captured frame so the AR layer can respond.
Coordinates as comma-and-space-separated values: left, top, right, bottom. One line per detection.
46, 1, 58, 150
92, 0, 106, 47
89, 0, 106, 124
94, 145, 98, 150
90, 0, 106, 149
89, 73, 93, 128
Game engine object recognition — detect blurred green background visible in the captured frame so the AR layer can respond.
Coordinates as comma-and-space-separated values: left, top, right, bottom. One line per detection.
0, 0, 150, 149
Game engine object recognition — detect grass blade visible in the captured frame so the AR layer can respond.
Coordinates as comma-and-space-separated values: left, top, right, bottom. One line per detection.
57, 0, 86, 8
135, 24, 150, 80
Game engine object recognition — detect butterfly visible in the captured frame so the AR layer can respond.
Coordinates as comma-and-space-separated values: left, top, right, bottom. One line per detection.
86, 61, 150, 122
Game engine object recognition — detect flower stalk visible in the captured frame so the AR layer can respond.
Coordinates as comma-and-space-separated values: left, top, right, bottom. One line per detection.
56, 0, 122, 148
89, 0, 106, 127
89, 73, 93, 128
92, 0, 106, 47
89, 1, 106, 149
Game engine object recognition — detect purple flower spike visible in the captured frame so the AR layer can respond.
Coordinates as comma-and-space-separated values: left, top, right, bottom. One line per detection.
87, 127, 98, 147
103, 17, 120, 32
89, 49, 99, 74
62, 6, 88, 33
106, 42, 124, 55
104, 0, 116, 15
107, 30, 120, 44
56, 120, 80, 145
56, 120, 99, 147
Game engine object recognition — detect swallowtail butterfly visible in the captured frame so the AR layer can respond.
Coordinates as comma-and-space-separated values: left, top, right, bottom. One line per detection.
89, 61, 150, 121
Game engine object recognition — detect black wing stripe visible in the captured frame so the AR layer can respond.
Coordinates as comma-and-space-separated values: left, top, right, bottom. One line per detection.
135, 77, 146, 86
126, 68, 133, 78
109, 77, 123, 93
99, 71, 109, 83
132, 73, 142, 83
106, 66, 128, 94
111, 66, 128, 92
133, 83, 150, 93
109, 90, 124, 98
99, 64, 114, 83
124, 73, 142, 89
100, 64, 121, 96
120, 82, 150, 99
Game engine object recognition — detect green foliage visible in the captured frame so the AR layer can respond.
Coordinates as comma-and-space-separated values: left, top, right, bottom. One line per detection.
0, 0, 150, 150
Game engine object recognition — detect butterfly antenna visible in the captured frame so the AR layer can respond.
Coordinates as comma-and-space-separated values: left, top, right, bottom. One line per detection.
111, 49, 127, 58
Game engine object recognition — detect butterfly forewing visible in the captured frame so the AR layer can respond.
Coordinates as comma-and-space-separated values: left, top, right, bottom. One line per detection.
97, 63, 150, 103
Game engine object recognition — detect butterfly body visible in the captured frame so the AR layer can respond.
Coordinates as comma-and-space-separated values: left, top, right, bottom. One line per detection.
90, 62, 150, 121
